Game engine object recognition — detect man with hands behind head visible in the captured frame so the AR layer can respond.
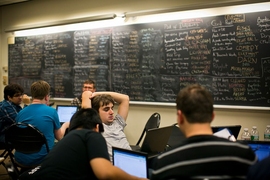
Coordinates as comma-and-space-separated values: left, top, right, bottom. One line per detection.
81, 90, 131, 161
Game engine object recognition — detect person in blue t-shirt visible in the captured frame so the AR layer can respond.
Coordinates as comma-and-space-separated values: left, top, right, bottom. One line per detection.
15, 80, 69, 168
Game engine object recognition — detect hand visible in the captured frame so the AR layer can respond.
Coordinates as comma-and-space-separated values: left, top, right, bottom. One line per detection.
22, 94, 31, 105
82, 91, 92, 99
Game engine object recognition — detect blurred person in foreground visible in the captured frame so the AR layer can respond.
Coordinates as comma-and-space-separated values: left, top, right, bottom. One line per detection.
150, 84, 257, 180
19, 108, 147, 180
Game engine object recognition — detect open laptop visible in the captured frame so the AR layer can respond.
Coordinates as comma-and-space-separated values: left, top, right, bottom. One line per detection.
112, 147, 149, 178
237, 140, 270, 161
56, 105, 78, 124
133, 125, 174, 158
212, 125, 241, 139
166, 123, 186, 150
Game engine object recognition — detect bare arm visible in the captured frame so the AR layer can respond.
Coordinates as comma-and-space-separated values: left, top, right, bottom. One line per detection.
54, 122, 69, 140
91, 158, 148, 180
93, 92, 130, 121
81, 91, 92, 109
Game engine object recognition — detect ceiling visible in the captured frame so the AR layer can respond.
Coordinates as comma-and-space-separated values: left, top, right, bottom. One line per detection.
0, 0, 30, 6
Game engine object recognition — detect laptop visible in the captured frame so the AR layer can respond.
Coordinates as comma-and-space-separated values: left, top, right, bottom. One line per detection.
212, 125, 241, 139
237, 140, 270, 161
112, 147, 149, 178
166, 123, 186, 150
56, 105, 78, 124
134, 125, 174, 157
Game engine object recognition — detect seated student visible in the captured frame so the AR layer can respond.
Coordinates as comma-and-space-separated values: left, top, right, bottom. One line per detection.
71, 79, 96, 108
19, 108, 147, 180
15, 80, 69, 168
81, 91, 131, 161
246, 156, 270, 180
150, 84, 257, 180
0, 84, 30, 144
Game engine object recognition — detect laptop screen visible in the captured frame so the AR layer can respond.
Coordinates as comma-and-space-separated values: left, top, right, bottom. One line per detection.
112, 147, 148, 178
238, 140, 270, 161
212, 125, 241, 139
56, 105, 78, 124
141, 125, 174, 155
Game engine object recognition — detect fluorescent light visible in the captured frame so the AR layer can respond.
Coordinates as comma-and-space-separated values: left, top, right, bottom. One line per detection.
125, 2, 270, 24
14, 16, 124, 37
13, 15, 125, 36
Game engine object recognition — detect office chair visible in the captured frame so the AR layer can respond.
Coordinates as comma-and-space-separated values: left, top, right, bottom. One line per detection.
5, 122, 50, 179
131, 112, 161, 150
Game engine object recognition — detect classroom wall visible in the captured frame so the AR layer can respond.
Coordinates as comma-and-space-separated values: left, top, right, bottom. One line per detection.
0, 0, 269, 144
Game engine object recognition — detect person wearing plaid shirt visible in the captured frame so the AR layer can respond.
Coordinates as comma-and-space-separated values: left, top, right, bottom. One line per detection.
71, 79, 96, 109
0, 84, 30, 144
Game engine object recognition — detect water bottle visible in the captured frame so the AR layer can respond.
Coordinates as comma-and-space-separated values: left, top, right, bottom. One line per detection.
251, 126, 259, 141
264, 125, 270, 141
241, 128, 251, 140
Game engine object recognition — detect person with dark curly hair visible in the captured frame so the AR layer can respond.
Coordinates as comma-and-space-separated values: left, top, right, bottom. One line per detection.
0, 83, 30, 144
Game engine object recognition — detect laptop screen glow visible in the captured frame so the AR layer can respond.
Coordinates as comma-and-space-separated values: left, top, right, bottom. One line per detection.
248, 142, 270, 161
56, 105, 78, 123
112, 147, 148, 178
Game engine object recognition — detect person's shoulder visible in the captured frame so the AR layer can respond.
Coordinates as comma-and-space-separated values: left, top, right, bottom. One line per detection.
71, 129, 103, 139
0, 100, 12, 107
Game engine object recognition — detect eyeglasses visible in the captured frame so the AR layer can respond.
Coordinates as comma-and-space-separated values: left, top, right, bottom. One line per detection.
13, 94, 23, 97
83, 86, 93, 89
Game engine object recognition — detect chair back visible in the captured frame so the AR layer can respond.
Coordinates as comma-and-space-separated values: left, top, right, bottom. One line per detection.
5, 122, 49, 154
136, 112, 161, 145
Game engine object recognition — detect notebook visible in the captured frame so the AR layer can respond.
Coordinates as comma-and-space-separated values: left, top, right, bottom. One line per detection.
238, 140, 270, 161
56, 105, 78, 124
135, 125, 174, 157
112, 147, 149, 178
212, 125, 241, 139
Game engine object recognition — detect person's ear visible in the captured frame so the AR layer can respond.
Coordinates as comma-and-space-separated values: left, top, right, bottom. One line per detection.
211, 112, 215, 123
94, 124, 99, 132
45, 94, 49, 102
177, 110, 184, 126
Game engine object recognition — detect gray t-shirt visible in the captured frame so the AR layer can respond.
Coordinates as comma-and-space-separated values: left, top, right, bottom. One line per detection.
102, 114, 131, 161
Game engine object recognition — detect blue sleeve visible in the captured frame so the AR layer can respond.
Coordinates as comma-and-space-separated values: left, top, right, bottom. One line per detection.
51, 108, 61, 130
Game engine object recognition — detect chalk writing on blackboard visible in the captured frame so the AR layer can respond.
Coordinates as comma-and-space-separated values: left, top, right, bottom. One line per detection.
8, 10, 270, 107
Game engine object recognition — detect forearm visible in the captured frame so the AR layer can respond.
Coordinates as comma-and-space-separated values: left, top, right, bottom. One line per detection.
55, 122, 69, 140
81, 91, 92, 108
93, 92, 129, 104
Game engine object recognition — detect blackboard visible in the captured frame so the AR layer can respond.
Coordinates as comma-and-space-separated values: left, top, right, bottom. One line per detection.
8, 10, 270, 108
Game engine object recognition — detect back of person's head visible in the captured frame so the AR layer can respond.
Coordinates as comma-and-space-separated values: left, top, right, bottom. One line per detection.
69, 108, 104, 132
176, 84, 213, 123
4, 84, 24, 100
31, 80, 50, 100
83, 79, 96, 88
91, 94, 115, 112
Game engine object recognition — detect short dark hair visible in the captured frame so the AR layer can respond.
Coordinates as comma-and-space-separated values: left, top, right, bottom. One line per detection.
31, 80, 50, 100
4, 84, 24, 100
69, 108, 104, 132
91, 94, 115, 112
176, 84, 213, 123
83, 79, 96, 89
